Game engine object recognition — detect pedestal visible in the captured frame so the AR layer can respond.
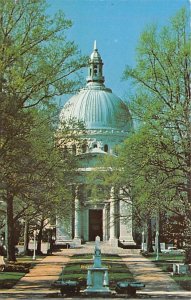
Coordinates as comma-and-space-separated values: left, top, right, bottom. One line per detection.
84, 267, 111, 296
73, 238, 81, 247
173, 263, 189, 274
109, 238, 118, 247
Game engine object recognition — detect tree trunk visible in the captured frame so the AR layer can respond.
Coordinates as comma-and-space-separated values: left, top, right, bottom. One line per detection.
23, 219, 29, 255
147, 218, 153, 252
184, 214, 191, 264
6, 190, 16, 262
155, 210, 162, 253
185, 233, 191, 264
184, 145, 191, 263
36, 219, 44, 254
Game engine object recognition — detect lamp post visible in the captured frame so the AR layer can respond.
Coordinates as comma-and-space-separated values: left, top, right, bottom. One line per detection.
33, 230, 37, 260
155, 231, 159, 261
0, 201, 7, 252
142, 231, 145, 251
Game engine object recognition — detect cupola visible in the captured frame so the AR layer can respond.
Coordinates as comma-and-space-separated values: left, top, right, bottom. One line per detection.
86, 41, 104, 84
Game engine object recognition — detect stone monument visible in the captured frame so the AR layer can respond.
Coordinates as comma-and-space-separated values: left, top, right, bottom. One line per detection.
84, 236, 112, 295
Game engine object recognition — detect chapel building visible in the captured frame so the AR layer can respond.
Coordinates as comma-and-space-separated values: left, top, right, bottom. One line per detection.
57, 42, 135, 247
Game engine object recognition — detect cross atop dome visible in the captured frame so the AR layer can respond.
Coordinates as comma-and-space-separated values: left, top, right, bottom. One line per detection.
86, 41, 105, 85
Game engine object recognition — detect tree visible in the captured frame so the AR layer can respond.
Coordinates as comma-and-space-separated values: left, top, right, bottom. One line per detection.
1, 107, 80, 260
0, 0, 87, 261
115, 126, 184, 250
121, 8, 191, 261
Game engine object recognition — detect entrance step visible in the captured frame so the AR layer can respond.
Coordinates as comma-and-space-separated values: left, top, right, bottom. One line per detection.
82, 242, 140, 255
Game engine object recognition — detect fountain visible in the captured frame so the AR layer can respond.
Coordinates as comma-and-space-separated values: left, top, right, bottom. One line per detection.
83, 236, 112, 296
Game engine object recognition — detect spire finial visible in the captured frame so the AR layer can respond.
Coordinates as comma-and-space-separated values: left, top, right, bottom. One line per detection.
86, 42, 104, 85
94, 40, 97, 50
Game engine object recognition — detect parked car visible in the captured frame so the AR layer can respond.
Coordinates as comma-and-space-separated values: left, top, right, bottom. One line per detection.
162, 247, 185, 254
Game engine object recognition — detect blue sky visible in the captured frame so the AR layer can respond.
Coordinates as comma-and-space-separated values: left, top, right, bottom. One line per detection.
46, 0, 189, 102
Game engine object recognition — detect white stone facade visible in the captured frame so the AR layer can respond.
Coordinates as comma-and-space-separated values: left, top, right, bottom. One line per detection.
57, 43, 135, 247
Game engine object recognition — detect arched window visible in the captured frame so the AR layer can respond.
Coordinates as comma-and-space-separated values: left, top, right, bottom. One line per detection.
93, 144, 97, 148
72, 144, 76, 155
93, 65, 98, 75
104, 144, 108, 152
82, 144, 87, 153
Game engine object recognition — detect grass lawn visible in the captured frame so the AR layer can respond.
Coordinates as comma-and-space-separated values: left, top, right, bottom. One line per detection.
0, 272, 25, 288
142, 252, 191, 291
58, 254, 134, 290
173, 275, 191, 291
0, 255, 43, 289
144, 252, 185, 262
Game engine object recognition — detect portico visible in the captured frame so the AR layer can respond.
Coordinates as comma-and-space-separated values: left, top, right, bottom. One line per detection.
56, 184, 135, 247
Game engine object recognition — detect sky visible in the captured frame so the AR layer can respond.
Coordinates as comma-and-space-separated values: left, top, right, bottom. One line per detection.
46, 0, 189, 103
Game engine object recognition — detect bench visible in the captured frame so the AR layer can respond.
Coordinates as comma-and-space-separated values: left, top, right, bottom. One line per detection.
52, 280, 80, 296
116, 281, 145, 296
0, 256, 5, 272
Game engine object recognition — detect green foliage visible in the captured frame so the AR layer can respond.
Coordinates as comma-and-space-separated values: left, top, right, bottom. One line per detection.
122, 8, 191, 258
88, 8, 191, 257
0, 0, 87, 102
0, 0, 88, 261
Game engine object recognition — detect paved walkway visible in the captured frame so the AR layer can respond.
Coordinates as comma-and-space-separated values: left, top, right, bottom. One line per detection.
0, 243, 191, 299
120, 253, 191, 299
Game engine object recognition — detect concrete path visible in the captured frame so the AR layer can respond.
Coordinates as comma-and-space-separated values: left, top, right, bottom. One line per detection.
0, 251, 71, 298
120, 253, 191, 299
0, 243, 191, 299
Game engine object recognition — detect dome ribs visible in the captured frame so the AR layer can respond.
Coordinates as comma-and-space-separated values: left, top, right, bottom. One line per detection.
60, 87, 131, 132
60, 45, 132, 132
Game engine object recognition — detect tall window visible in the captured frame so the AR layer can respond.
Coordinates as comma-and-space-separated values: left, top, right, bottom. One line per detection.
93, 65, 98, 75
82, 144, 87, 153
104, 144, 108, 152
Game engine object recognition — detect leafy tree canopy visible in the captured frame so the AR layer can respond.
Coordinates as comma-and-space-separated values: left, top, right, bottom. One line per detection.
0, 0, 87, 261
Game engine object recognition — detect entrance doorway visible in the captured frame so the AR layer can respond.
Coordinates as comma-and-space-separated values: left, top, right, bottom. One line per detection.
89, 209, 103, 241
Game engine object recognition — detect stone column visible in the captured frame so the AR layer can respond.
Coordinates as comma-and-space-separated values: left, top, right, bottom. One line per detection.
102, 205, 106, 242
109, 187, 118, 247
119, 187, 136, 246
103, 203, 109, 241
73, 185, 81, 246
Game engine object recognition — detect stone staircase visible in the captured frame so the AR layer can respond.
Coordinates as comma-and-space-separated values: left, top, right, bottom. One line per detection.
71, 241, 140, 255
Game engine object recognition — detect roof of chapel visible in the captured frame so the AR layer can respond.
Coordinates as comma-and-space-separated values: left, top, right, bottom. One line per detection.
60, 42, 132, 132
